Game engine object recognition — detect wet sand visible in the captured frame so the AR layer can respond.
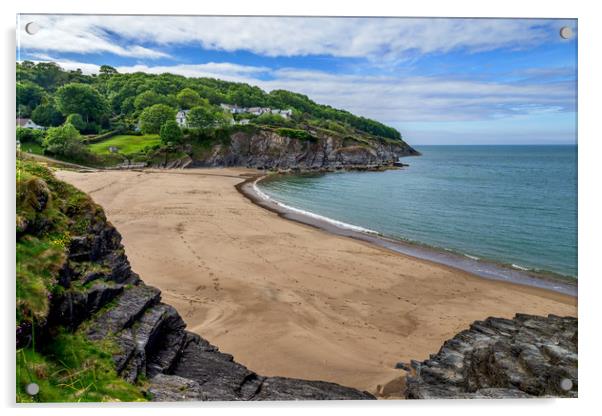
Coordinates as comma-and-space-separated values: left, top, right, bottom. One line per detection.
56, 168, 577, 396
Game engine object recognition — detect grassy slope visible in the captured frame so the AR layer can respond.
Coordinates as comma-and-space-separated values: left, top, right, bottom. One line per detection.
16, 159, 146, 402
88, 134, 161, 156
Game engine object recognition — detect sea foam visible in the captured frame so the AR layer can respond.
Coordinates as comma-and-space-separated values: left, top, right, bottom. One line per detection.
253, 178, 379, 235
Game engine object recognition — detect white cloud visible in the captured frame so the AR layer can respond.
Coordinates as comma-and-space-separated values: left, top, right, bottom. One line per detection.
18, 15, 170, 59
18, 15, 575, 60
116, 62, 271, 81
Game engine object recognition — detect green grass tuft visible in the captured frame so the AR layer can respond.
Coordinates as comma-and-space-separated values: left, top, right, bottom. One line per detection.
17, 331, 146, 403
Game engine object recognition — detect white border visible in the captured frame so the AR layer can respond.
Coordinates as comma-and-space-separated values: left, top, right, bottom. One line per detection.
2, 0, 600, 415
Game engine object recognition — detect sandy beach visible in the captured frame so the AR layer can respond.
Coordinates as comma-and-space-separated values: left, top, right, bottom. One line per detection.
56, 168, 577, 396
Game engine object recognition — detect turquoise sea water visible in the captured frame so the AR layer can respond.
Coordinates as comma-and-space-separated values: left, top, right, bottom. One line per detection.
258, 145, 577, 279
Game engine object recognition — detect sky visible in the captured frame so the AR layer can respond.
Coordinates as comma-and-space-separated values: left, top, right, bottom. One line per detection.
17, 15, 577, 145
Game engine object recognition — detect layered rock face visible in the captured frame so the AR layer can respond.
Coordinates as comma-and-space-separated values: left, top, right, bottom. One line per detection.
193, 130, 418, 171
33, 201, 374, 401
404, 314, 578, 399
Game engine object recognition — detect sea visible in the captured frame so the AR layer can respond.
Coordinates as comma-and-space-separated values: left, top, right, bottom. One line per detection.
256, 145, 578, 287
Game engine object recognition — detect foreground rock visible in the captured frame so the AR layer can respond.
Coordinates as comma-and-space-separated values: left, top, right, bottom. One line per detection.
404, 314, 578, 399
34, 193, 374, 401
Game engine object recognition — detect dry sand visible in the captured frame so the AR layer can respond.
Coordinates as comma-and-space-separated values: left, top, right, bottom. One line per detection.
56, 168, 577, 396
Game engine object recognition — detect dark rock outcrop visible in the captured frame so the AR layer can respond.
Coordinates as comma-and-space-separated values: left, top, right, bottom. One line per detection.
405, 314, 578, 399
187, 129, 418, 171
35, 197, 374, 401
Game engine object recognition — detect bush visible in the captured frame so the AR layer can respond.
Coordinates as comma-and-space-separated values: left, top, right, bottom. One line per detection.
254, 113, 293, 127
275, 128, 317, 142
65, 113, 85, 131
16, 127, 45, 144
42, 123, 97, 164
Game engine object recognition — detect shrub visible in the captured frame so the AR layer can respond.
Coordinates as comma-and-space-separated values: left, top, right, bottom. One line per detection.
65, 113, 85, 131
16, 127, 45, 144
275, 128, 317, 142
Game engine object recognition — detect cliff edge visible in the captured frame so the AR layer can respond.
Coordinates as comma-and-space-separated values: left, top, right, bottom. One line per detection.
16, 160, 374, 402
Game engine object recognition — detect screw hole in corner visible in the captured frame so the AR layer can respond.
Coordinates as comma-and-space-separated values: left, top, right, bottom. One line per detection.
25, 22, 40, 35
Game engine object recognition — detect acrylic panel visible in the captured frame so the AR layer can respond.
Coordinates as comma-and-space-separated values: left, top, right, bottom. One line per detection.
16, 14, 577, 403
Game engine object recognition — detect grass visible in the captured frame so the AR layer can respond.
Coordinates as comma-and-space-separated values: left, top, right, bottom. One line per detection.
88, 134, 161, 156
17, 331, 146, 403
20, 142, 45, 155
16, 159, 148, 403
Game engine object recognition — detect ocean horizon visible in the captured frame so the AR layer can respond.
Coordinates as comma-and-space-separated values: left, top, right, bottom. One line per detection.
257, 144, 578, 280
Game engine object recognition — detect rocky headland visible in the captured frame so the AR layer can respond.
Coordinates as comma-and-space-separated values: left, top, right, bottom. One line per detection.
150, 127, 419, 171
403, 314, 578, 399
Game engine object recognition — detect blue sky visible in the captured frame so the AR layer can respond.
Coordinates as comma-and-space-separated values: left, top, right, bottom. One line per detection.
17, 15, 577, 145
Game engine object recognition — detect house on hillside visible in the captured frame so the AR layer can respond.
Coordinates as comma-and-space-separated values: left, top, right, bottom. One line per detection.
247, 107, 271, 116
16, 118, 44, 130
220, 104, 245, 114
176, 110, 190, 127
219, 104, 293, 119
271, 109, 293, 119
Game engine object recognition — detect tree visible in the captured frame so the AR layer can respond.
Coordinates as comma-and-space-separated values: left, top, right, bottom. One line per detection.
134, 91, 170, 111
160, 120, 183, 144
43, 123, 81, 151
55, 83, 109, 124
32, 62, 66, 90
16, 127, 45, 144
176, 88, 203, 109
16, 81, 44, 114
31, 102, 64, 127
139, 104, 176, 134
187, 105, 230, 129
99, 65, 118, 76
42, 123, 95, 162
66, 114, 86, 131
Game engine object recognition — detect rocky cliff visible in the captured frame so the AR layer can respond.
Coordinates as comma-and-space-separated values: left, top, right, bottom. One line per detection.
403, 314, 578, 399
16, 161, 374, 402
180, 128, 418, 171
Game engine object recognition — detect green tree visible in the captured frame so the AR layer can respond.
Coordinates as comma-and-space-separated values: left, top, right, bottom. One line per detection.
32, 62, 66, 90
139, 104, 176, 134
42, 123, 95, 163
65, 114, 86, 131
99, 65, 118, 76
55, 83, 109, 124
43, 123, 80, 151
31, 102, 64, 127
176, 88, 203, 109
160, 120, 183, 144
187, 105, 230, 129
16, 81, 44, 114
134, 91, 171, 111
16, 127, 45, 144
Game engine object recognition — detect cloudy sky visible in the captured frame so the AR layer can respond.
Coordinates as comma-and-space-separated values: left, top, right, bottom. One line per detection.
17, 15, 577, 145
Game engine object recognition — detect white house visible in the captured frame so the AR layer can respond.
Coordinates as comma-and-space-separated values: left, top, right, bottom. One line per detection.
220, 104, 245, 114
16, 118, 44, 130
247, 107, 267, 116
270, 109, 293, 119
219, 104, 293, 119
176, 110, 190, 127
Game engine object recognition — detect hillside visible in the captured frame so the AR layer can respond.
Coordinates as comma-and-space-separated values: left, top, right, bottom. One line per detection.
16, 159, 375, 402
16, 62, 417, 169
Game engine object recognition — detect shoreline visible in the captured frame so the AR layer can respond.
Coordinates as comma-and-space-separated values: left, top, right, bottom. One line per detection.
55, 167, 576, 394
239, 174, 577, 297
